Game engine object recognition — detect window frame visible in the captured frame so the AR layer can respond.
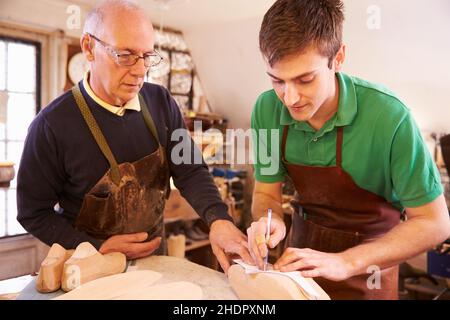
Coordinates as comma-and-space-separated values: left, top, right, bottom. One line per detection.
0, 35, 42, 114
0, 35, 41, 239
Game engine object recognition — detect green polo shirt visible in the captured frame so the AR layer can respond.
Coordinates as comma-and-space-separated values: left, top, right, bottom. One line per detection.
251, 72, 443, 210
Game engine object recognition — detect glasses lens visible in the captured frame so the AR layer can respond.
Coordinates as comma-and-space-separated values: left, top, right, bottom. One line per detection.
117, 54, 138, 66
115, 53, 162, 67
145, 54, 162, 67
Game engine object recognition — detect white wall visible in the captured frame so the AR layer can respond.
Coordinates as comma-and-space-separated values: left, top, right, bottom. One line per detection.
343, 0, 450, 133
184, 18, 269, 129
184, 0, 450, 132
0, 0, 89, 38
1, 0, 449, 133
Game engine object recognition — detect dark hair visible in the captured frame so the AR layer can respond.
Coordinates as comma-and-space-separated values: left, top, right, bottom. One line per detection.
259, 0, 345, 68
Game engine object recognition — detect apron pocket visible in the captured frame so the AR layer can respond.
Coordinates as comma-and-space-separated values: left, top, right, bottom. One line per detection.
288, 209, 363, 253
76, 193, 122, 238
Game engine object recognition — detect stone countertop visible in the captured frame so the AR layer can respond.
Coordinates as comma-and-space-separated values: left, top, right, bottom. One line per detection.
17, 255, 238, 300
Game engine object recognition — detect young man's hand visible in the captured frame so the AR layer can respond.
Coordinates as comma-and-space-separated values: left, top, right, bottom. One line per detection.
246, 216, 286, 269
99, 232, 161, 260
274, 247, 354, 281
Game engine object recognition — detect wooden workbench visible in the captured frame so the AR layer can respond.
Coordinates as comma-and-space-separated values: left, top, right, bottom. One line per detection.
16, 256, 238, 300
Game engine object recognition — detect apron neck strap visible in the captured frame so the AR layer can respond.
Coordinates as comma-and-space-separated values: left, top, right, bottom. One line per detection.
282, 125, 289, 162
72, 84, 121, 186
138, 94, 161, 145
336, 126, 344, 167
281, 125, 344, 168
138, 94, 165, 164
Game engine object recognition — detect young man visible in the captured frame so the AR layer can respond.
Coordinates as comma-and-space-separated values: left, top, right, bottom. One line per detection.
247, 0, 450, 299
17, 0, 251, 271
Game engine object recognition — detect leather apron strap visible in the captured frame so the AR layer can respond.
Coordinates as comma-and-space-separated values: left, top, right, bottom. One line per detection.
282, 125, 344, 166
72, 85, 121, 186
139, 94, 165, 164
139, 94, 160, 143
72, 84, 163, 185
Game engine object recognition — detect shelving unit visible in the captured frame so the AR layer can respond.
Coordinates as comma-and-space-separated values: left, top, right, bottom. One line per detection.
146, 26, 203, 111
163, 190, 219, 270
185, 239, 210, 252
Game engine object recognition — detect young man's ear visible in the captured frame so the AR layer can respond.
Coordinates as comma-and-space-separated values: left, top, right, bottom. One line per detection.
80, 34, 95, 62
333, 44, 346, 72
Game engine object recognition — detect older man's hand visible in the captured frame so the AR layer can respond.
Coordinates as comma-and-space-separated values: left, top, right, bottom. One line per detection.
209, 219, 253, 274
99, 232, 161, 260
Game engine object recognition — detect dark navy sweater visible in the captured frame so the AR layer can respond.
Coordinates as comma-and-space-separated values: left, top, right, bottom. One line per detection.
17, 81, 231, 249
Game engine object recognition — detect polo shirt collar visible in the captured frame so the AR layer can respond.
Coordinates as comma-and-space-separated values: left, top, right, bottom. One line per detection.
82, 71, 141, 116
279, 72, 358, 132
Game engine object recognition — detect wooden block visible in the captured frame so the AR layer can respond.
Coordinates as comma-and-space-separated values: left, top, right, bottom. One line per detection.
228, 264, 330, 300
61, 242, 126, 292
167, 234, 186, 258
36, 244, 74, 293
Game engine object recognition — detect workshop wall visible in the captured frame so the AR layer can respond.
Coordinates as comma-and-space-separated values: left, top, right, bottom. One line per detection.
1, 0, 449, 133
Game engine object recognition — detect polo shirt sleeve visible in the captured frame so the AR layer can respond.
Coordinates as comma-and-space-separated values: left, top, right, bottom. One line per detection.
390, 112, 443, 208
251, 92, 287, 183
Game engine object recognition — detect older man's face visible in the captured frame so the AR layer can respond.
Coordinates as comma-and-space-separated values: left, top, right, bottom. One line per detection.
90, 12, 154, 106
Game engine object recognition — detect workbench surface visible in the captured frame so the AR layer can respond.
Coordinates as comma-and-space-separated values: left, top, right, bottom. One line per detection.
17, 255, 238, 300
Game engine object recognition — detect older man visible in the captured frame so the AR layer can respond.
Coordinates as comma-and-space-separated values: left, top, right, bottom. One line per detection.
17, 0, 250, 271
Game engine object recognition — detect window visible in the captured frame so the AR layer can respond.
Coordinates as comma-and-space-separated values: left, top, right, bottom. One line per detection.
0, 36, 41, 238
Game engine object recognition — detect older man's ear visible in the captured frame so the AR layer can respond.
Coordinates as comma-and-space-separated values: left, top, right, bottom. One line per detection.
80, 34, 95, 62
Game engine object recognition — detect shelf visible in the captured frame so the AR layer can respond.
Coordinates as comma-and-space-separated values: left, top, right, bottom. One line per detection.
404, 282, 450, 299
185, 239, 210, 252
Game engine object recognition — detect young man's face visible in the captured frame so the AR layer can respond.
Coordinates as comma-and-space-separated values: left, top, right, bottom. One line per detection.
265, 45, 344, 124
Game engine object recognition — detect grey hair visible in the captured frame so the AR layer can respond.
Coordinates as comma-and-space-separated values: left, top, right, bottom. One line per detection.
83, 0, 142, 36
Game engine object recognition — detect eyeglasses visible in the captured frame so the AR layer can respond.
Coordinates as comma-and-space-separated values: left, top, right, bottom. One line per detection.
87, 33, 163, 67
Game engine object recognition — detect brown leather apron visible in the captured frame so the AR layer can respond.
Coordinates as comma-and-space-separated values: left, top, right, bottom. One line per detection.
282, 125, 402, 299
71, 84, 170, 255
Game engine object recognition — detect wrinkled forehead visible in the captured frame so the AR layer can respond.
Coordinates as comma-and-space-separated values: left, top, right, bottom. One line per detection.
100, 11, 155, 53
